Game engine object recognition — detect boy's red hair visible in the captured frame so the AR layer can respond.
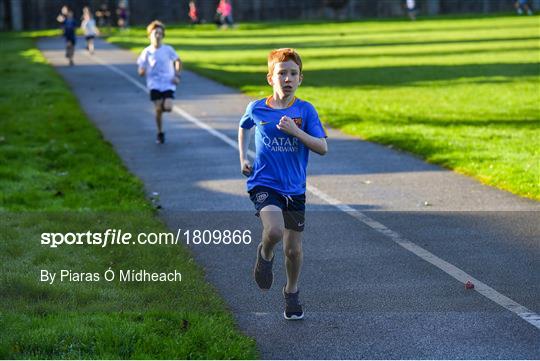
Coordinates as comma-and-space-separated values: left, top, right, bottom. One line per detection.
147, 20, 165, 37
267, 48, 302, 75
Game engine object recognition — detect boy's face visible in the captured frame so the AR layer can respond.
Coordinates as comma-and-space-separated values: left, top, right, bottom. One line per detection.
267, 60, 303, 98
150, 27, 164, 47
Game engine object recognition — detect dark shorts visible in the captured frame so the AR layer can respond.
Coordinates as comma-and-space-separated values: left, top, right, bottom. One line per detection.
64, 34, 76, 45
85, 35, 95, 40
249, 186, 306, 232
150, 89, 175, 102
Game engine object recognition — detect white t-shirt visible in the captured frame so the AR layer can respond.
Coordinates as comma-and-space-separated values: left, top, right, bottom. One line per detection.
81, 18, 98, 36
137, 44, 179, 92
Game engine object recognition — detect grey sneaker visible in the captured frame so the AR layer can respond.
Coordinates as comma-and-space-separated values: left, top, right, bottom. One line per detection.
253, 243, 273, 290
283, 287, 304, 320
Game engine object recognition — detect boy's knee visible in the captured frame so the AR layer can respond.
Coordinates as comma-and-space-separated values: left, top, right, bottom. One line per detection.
162, 99, 173, 112
284, 246, 302, 262
264, 225, 283, 243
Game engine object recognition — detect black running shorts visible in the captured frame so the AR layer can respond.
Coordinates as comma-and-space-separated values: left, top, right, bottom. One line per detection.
249, 185, 306, 232
150, 89, 175, 101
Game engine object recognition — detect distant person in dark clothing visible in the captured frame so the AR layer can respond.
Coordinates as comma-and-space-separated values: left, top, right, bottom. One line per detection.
117, 1, 129, 30
57, 5, 69, 21
56, 5, 69, 29
62, 10, 77, 66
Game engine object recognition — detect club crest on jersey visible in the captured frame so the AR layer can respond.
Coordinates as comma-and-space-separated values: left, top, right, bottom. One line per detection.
256, 192, 268, 203
292, 117, 303, 127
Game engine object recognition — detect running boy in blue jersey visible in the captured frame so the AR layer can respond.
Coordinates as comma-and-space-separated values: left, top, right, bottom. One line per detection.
238, 48, 328, 320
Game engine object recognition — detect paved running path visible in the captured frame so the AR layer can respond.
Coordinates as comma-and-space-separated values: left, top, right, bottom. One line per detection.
38, 37, 540, 359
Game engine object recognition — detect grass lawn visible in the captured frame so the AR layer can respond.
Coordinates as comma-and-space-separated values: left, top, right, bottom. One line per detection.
108, 15, 540, 200
0, 32, 257, 359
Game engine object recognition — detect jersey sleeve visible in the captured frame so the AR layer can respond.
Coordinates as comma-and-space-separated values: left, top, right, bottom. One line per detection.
136, 49, 147, 68
168, 46, 179, 61
305, 102, 327, 138
239, 101, 255, 129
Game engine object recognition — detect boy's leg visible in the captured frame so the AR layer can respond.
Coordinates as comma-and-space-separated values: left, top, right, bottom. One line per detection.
250, 186, 286, 290
280, 193, 305, 320
282, 229, 304, 320
66, 40, 75, 65
252, 204, 283, 290
153, 100, 163, 133
162, 98, 173, 112
259, 205, 284, 260
66, 41, 74, 58
283, 229, 303, 294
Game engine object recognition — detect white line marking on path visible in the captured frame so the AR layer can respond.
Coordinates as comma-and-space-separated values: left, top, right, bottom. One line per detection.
89, 53, 540, 330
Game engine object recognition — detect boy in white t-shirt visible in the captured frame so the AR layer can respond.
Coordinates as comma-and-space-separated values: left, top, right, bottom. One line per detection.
137, 20, 182, 144
81, 8, 100, 54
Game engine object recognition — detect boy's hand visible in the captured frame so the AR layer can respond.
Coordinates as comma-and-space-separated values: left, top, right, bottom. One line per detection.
241, 159, 252, 177
277, 116, 300, 136
172, 75, 181, 85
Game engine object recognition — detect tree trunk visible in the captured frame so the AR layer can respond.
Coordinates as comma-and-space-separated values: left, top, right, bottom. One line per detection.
10, 0, 22, 30
426, 0, 440, 15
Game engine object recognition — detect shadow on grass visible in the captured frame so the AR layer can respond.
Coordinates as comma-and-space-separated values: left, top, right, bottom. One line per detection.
186, 62, 539, 88
325, 111, 540, 129
301, 46, 540, 61
163, 21, 540, 40
181, 45, 539, 67
301, 62, 539, 88
112, 35, 540, 53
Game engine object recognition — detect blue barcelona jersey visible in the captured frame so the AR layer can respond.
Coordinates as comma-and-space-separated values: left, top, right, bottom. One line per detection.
239, 97, 327, 195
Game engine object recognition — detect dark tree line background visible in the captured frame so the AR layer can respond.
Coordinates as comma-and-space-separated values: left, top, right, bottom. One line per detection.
1, 0, 537, 30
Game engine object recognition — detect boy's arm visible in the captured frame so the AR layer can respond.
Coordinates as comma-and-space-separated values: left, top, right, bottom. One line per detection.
238, 127, 253, 176
137, 52, 146, 76
174, 58, 183, 74
172, 58, 183, 84
277, 116, 328, 155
